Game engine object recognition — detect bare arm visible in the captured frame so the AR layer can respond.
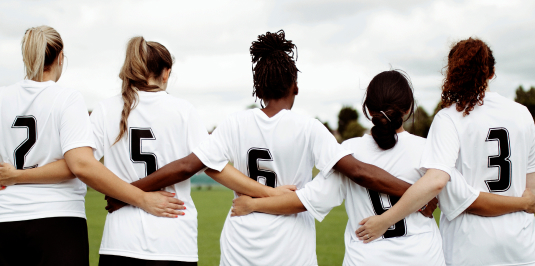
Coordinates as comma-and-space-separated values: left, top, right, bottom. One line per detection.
0, 160, 73, 186
231, 192, 306, 217
333, 155, 411, 197
466, 190, 535, 216
64, 147, 181, 217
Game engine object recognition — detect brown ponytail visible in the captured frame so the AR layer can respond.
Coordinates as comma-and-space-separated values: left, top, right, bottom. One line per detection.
115, 36, 173, 144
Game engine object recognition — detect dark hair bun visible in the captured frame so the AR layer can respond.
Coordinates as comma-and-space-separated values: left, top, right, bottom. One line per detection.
250, 30, 295, 64
362, 70, 415, 150
250, 30, 299, 102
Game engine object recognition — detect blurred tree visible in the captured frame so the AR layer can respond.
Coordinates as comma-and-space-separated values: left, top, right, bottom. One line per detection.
405, 106, 432, 138
338, 106, 359, 135
515, 86, 535, 120
341, 120, 366, 140
247, 103, 260, 109
315, 117, 333, 133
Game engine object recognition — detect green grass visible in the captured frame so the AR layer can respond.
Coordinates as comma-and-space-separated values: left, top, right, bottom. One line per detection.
86, 188, 442, 266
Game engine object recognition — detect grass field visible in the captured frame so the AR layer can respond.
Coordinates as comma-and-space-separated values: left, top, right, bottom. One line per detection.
86, 187, 441, 266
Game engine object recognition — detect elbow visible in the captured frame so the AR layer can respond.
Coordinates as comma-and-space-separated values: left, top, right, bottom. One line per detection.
68, 160, 91, 179
431, 176, 448, 195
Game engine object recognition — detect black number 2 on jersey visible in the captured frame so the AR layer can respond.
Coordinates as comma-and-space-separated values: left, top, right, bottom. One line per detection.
130, 128, 158, 177
247, 148, 277, 188
367, 189, 407, 238
485, 127, 512, 192
12, 116, 38, 170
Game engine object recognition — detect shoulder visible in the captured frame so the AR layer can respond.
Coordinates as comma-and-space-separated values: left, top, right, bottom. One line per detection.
340, 136, 367, 150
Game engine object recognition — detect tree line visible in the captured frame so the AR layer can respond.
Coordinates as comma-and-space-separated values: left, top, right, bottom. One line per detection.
327, 85, 535, 141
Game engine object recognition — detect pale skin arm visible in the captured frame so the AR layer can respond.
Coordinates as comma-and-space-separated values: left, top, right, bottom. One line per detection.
0, 160, 74, 187
231, 192, 306, 217
0, 147, 182, 217
356, 169, 535, 243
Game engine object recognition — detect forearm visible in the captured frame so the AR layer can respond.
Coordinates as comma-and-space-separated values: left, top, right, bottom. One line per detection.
467, 192, 529, 217
334, 155, 410, 197
380, 169, 448, 226
15, 159, 74, 184
252, 192, 306, 215
131, 153, 204, 192
206, 164, 273, 198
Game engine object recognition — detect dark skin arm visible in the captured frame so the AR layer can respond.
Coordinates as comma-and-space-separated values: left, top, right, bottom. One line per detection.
106, 153, 290, 212
333, 155, 410, 197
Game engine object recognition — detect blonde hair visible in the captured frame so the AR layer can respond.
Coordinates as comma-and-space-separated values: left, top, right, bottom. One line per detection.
21, 26, 63, 81
115, 36, 174, 144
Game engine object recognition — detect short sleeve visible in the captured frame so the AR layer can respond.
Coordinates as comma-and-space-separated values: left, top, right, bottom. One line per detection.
192, 118, 233, 172
310, 120, 352, 177
296, 171, 346, 222
420, 111, 460, 178
59, 91, 95, 155
186, 108, 209, 153
437, 168, 479, 221
527, 116, 535, 174
89, 102, 106, 160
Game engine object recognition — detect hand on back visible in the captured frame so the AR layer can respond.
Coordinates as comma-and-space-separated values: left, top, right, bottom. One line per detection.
0, 162, 19, 189
522, 188, 535, 214
106, 191, 186, 218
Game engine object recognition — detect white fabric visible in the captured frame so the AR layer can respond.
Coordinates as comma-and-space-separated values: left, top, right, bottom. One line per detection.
193, 108, 351, 266
0, 80, 93, 222
296, 132, 445, 265
92, 91, 208, 262
421, 91, 535, 266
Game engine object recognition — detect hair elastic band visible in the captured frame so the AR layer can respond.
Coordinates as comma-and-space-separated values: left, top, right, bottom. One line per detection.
380, 111, 391, 122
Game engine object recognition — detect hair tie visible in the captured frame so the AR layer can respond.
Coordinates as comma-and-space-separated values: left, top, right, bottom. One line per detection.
380, 111, 391, 122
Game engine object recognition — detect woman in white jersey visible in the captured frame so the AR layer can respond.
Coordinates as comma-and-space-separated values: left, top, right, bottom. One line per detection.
357, 38, 535, 266
103, 30, 440, 266
0, 26, 181, 266
230, 70, 535, 265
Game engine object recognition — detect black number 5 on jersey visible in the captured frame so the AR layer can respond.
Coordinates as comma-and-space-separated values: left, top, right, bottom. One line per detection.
130, 128, 158, 177
247, 148, 277, 188
485, 127, 512, 192
12, 116, 38, 170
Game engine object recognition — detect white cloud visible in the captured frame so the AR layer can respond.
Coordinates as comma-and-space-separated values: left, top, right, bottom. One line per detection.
1, 0, 534, 129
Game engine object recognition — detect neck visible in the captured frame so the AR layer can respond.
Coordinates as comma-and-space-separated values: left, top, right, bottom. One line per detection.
41, 70, 57, 82
396, 126, 405, 133
261, 97, 294, 118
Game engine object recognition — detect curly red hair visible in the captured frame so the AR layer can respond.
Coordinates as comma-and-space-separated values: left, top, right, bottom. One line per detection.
441, 37, 495, 116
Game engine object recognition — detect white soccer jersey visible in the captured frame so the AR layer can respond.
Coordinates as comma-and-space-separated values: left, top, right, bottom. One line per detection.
0, 80, 94, 222
91, 91, 209, 262
296, 132, 445, 266
193, 108, 351, 266
421, 91, 535, 266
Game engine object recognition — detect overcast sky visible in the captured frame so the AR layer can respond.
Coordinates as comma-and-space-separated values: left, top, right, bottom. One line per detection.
1, 0, 534, 129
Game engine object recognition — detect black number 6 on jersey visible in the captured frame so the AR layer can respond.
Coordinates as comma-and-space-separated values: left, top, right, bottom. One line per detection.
12, 116, 38, 170
247, 148, 277, 188
130, 128, 158, 177
485, 127, 512, 192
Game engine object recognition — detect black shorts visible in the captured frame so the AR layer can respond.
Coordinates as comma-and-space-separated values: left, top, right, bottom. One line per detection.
99, 255, 198, 266
0, 217, 89, 266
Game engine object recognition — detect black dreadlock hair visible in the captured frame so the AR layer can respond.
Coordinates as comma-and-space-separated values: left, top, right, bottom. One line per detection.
250, 30, 299, 105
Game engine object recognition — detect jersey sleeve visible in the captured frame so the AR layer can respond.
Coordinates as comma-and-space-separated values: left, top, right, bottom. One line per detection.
310, 120, 352, 177
59, 91, 95, 155
192, 117, 233, 172
186, 108, 209, 153
527, 115, 535, 174
437, 168, 480, 221
295, 171, 346, 222
420, 111, 460, 178
89, 102, 106, 160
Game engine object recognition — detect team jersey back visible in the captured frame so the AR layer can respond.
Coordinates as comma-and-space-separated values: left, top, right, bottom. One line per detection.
297, 132, 445, 265
421, 91, 535, 265
0, 80, 94, 222
193, 108, 350, 266
91, 91, 208, 261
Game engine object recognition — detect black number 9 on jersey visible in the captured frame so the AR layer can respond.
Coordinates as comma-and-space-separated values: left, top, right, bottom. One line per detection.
130, 128, 158, 177
247, 148, 277, 188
